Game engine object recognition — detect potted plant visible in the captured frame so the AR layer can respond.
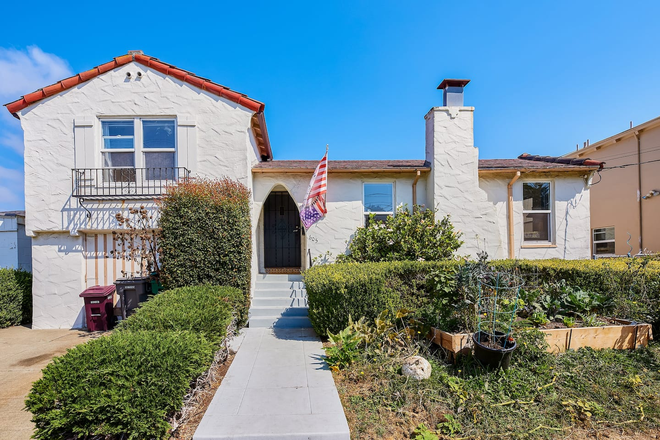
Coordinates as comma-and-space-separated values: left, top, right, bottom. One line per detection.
472, 271, 522, 370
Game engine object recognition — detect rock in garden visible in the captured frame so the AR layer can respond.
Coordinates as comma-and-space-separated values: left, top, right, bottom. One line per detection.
402, 356, 432, 380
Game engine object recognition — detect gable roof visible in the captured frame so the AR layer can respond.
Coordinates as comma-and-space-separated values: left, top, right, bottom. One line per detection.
3, 52, 273, 160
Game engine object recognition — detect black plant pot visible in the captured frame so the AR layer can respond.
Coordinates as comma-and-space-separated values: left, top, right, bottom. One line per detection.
472, 331, 517, 370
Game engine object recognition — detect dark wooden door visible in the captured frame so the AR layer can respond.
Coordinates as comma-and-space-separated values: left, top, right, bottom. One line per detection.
264, 191, 301, 268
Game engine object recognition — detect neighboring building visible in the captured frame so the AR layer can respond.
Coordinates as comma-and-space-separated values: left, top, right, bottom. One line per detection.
0, 211, 32, 272
565, 116, 660, 256
5, 52, 602, 329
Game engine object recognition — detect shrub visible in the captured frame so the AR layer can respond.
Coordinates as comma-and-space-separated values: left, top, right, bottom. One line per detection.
304, 260, 460, 335
305, 258, 660, 336
0, 268, 32, 328
26, 330, 214, 440
337, 206, 462, 263
118, 285, 247, 342
159, 178, 252, 298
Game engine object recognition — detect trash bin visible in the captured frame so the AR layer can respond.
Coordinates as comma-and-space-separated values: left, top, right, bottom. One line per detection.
80, 285, 116, 332
114, 277, 150, 319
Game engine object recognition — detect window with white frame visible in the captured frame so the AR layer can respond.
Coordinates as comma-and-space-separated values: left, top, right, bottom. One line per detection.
101, 118, 176, 181
522, 181, 552, 242
593, 227, 615, 255
363, 182, 394, 226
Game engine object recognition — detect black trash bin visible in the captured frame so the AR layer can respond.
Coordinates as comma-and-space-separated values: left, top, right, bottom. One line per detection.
114, 277, 150, 319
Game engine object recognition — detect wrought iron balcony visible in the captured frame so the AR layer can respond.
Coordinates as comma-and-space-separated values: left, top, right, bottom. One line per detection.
72, 167, 190, 200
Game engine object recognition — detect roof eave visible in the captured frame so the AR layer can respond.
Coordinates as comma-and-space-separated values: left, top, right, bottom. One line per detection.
252, 167, 431, 174
478, 167, 600, 174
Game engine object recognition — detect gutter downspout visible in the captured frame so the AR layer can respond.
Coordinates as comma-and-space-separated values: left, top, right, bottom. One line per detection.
412, 170, 421, 212
635, 132, 643, 252
507, 171, 521, 259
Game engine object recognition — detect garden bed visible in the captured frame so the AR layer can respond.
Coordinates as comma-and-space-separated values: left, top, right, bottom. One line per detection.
430, 319, 653, 357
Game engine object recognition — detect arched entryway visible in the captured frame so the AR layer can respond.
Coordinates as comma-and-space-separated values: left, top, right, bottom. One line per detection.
263, 190, 302, 272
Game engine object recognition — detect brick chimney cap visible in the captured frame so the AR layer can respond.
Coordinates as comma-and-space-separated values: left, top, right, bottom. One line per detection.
437, 79, 471, 89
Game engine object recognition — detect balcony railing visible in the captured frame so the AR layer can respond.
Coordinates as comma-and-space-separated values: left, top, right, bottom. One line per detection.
72, 167, 190, 200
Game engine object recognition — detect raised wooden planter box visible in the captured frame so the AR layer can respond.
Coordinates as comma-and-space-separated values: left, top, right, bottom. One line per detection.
430, 319, 653, 358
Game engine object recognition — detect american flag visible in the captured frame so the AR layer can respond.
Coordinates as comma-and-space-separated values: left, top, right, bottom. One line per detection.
300, 149, 328, 229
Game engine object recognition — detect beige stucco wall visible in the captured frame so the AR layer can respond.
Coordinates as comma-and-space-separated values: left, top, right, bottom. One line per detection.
567, 122, 660, 255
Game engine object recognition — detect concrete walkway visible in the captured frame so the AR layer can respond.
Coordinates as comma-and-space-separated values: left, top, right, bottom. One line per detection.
0, 326, 93, 440
194, 327, 350, 440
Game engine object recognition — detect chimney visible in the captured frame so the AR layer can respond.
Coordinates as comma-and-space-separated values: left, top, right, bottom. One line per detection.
128, 50, 144, 55
437, 79, 470, 107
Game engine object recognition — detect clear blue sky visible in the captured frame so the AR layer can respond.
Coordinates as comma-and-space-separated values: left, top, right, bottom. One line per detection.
2, 1, 660, 210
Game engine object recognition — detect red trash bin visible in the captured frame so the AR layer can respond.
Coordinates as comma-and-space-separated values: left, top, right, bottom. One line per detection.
80, 285, 116, 332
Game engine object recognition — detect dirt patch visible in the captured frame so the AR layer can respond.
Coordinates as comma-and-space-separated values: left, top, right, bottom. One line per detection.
565, 427, 659, 439
12, 353, 55, 367
169, 353, 235, 440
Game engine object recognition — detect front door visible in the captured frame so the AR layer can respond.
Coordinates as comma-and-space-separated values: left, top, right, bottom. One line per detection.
264, 191, 301, 268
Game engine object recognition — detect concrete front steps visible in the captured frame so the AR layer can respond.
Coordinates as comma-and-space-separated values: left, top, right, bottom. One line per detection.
249, 274, 312, 328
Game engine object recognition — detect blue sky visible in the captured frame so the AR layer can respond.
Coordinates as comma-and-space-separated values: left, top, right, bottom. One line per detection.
2, 1, 660, 210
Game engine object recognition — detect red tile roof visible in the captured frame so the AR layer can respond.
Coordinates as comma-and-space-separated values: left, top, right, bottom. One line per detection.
253, 160, 430, 173
3, 52, 273, 160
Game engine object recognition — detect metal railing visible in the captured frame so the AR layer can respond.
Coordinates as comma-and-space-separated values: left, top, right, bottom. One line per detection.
72, 167, 190, 200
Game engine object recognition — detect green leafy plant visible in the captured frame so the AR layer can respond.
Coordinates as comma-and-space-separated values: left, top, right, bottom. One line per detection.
563, 316, 576, 328
581, 314, 604, 327
529, 311, 549, 327
326, 327, 363, 370
437, 414, 462, 436
0, 268, 32, 328
337, 205, 463, 263
412, 424, 439, 440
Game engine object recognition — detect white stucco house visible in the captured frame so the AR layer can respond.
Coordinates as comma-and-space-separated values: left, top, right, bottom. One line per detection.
0, 211, 32, 272
5, 52, 603, 329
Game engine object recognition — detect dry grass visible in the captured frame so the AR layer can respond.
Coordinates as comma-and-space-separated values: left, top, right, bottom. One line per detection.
169, 352, 235, 440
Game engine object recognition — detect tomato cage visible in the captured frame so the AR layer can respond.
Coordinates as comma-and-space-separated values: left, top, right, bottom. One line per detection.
474, 271, 524, 355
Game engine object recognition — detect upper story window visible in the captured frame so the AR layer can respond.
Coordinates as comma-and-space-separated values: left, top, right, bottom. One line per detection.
101, 118, 176, 180
363, 182, 394, 226
522, 181, 552, 242
593, 227, 615, 255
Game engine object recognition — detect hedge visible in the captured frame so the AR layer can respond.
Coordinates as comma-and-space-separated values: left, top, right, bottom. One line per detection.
303, 261, 459, 335
25, 285, 242, 439
304, 258, 660, 336
159, 178, 252, 299
0, 268, 32, 328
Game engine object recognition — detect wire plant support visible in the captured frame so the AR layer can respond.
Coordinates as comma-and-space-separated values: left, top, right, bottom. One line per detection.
473, 270, 523, 370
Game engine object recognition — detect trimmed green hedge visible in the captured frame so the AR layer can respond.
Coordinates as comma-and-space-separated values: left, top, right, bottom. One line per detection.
304, 261, 459, 335
304, 258, 660, 336
26, 331, 214, 440
118, 285, 246, 342
0, 268, 32, 328
159, 178, 252, 298
25, 285, 242, 439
